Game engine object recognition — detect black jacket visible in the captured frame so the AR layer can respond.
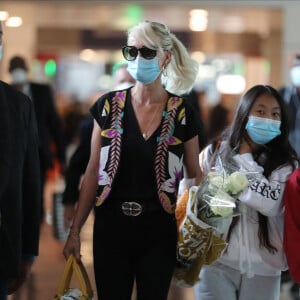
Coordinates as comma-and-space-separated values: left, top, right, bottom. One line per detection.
29, 82, 65, 170
0, 81, 41, 279
62, 116, 93, 204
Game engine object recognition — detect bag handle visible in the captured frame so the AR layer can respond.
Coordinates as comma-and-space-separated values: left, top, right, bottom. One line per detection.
54, 255, 93, 299
73, 256, 94, 298
54, 255, 74, 298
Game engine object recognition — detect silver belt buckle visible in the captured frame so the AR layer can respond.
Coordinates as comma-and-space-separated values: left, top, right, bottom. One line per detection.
121, 202, 142, 216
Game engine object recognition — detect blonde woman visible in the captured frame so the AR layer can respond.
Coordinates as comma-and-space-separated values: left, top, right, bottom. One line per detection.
63, 20, 203, 300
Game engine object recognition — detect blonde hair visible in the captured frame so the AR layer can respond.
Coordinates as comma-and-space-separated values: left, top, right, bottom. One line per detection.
127, 20, 198, 95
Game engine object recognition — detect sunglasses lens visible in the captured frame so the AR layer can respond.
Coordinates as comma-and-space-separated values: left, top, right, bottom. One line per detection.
122, 46, 137, 61
122, 46, 157, 61
140, 47, 157, 60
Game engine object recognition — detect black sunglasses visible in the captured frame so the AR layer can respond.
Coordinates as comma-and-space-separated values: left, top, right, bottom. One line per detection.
122, 46, 157, 61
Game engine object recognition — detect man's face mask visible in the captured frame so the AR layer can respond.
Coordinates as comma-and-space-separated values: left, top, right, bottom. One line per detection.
11, 68, 27, 84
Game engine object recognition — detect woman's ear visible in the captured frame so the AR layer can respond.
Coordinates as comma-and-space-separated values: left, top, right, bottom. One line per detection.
164, 50, 172, 66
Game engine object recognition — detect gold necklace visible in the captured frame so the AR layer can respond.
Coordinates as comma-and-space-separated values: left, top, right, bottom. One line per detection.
142, 104, 161, 139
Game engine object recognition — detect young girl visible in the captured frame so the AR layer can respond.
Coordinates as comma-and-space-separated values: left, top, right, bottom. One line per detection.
194, 85, 298, 300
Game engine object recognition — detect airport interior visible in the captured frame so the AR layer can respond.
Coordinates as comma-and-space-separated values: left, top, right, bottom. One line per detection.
1, 0, 300, 299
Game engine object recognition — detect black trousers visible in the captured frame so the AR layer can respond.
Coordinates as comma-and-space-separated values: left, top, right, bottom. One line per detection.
0, 280, 6, 300
93, 201, 177, 300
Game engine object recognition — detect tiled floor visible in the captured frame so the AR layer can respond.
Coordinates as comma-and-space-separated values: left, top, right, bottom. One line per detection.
7, 177, 299, 300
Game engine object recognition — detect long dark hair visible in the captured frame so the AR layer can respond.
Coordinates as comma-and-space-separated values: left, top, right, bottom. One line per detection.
225, 85, 298, 252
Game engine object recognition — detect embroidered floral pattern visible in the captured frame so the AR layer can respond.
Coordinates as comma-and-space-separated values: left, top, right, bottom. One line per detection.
97, 146, 110, 185
96, 91, 126, 206
155, 96, 184, 213
161, 152, 184, 193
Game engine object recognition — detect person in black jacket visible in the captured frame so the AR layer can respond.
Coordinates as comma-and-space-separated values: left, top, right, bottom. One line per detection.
8, 55, 66, 221
0, 22, 41, 300
62, 116, 93, 228
182, 88, 208, 151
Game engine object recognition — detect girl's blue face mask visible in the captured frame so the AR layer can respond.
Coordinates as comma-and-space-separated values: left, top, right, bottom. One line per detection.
127, 56, 161, 84
245, 115, 281, 145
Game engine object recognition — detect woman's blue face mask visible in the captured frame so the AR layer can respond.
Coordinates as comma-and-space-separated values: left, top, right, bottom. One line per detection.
126, 56, 161, 84
245, 115, 281, 145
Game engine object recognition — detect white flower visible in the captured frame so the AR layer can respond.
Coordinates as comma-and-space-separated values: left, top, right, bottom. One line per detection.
207, 172, 231, 193
207, 170, 249, 196
208, 191, 235, 217
227, 171, 249, 194
200, 170, 249, 220
207, 172, 224, 189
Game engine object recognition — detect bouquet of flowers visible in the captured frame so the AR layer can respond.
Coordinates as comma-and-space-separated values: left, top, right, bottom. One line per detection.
196, 152, 258, 234
173, 149, 263, 286
174, 186, 227, 287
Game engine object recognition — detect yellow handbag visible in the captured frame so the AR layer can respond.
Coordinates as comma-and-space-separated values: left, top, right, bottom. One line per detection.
54, 255, 94, 300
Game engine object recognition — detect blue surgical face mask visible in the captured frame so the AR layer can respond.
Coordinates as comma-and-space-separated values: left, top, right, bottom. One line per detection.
245, 115, 281, 145
127, 56, 161, 84
290, 65, 300, 87
11, 68, 27, 84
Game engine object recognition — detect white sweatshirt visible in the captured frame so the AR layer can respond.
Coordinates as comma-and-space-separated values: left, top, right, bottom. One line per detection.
199, 142, 293, 277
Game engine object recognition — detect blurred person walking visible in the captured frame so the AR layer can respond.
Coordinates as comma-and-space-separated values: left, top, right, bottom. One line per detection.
0, 21, 41, 300
8, 55, 66, 222
279, 53, 300, 158
63, 20, 203, 300
182, 88, 208, 151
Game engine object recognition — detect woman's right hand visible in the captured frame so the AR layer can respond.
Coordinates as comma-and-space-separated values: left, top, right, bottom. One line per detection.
63, 231, 81, 262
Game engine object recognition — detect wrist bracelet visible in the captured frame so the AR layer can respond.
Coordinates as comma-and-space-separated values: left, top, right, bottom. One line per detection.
69, 229, 80, 239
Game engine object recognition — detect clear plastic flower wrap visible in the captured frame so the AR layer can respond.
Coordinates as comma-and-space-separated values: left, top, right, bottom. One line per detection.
196, 151, 261, 234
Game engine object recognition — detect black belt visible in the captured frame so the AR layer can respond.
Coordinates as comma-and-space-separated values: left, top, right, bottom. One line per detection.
120, 201, 161, 217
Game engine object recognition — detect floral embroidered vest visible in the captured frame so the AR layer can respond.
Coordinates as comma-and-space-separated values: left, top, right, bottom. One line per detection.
95, 90, 188, 214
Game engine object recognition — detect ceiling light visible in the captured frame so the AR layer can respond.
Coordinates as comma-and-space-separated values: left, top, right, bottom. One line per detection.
189, 9, 208, 32
0, 11, 9, 21
216, 74, 246, 94
6, 17, 23, 27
